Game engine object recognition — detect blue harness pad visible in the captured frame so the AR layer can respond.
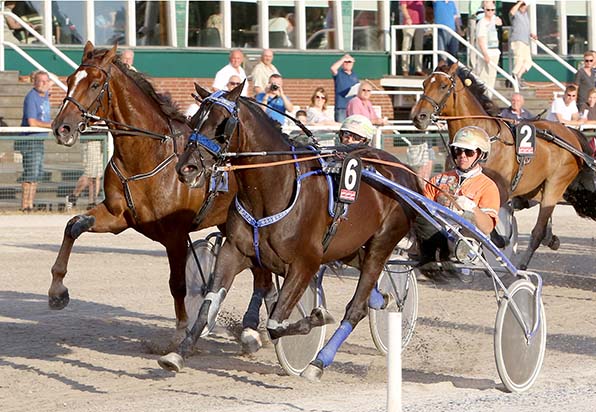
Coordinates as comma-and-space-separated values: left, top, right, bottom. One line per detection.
209, 171, 229, 192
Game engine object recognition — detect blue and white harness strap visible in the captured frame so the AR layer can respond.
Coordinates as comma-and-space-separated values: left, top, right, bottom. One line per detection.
188, 90, 237, 155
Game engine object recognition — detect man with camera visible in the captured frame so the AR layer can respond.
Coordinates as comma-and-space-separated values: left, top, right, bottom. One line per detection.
254, 74, 294, 126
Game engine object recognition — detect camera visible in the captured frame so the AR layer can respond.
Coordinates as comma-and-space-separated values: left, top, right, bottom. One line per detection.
270, 84, 280, 91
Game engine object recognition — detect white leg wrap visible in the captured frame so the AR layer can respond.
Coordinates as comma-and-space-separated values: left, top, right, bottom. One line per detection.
266, 318, 290, 330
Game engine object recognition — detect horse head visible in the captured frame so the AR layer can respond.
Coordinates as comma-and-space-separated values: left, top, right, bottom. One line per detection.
176, 81, 244, 188
53, 41, 117, 146
410, 63, 459, 130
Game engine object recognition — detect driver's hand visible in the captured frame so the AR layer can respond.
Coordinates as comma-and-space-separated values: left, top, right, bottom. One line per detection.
455, 195, 477, 212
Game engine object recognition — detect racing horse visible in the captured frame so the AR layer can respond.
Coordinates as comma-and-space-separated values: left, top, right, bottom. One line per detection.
159, 82, 420, 380
410, 62, 596, 269
51, 41, 272, 345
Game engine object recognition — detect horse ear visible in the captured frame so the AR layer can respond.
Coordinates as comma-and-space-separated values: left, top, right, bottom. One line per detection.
448, 62, 459, 75
194, 83, 211, 99
82, 41, 95, 62
104, 43, 118, 64
227, 79, 244, 102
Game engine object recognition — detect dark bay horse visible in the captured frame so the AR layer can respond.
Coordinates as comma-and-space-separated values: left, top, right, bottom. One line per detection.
51, 42, 271, 345
410, 62, 596, 269
159, 83, 420, 380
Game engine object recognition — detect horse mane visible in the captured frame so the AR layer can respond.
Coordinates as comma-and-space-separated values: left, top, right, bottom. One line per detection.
439, 64, 500, 116
90, 48, 187, 123
238, 96, 295, 146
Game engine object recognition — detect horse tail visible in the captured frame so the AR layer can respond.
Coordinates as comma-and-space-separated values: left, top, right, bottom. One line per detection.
563, 128, 596, 219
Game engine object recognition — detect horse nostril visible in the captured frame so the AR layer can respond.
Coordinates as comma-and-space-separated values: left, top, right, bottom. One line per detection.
182, 164, 198, 176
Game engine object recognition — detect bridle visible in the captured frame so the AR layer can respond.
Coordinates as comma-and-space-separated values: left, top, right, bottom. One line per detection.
418, 71, 457, 117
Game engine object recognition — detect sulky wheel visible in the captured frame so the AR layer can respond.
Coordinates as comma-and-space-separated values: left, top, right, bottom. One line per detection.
494, 278, 547, 393
368, 263, 418, 355
274, 277, 327, 376
185, 237, 218, 337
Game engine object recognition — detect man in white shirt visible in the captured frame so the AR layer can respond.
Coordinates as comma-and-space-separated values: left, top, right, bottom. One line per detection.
546, 84, 584, 126
474, 1, 502, 98
251, 49, 279, 95
212, 49, 248, 96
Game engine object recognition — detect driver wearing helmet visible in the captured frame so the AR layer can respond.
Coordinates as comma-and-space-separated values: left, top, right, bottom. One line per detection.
417, 126, 500, 266
338, 114, 375, 145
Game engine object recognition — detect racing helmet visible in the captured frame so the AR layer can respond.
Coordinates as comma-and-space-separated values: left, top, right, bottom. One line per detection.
339, 115, 375, 143
450, 126, 491, 159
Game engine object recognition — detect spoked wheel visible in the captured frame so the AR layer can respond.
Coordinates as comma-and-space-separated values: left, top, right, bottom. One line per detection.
494, 278, 546, 393
368, 262, 418, 355
185, 235, 220, 337
274, 276, 327, 376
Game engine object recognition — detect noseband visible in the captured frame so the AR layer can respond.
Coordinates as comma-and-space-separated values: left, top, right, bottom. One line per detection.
62, 63, 112, 132
419, 71, 456, 116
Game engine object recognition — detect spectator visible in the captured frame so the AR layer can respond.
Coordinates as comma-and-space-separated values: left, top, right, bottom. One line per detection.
269, 8, 293, 48
212, 49, 248, 96
346, 81, 388, 126
574, 51, 596, 107
306, 87, 337, 126
509, 1, 536, 89
295, 110, 307, 124
433, 0, 463, 64
226, 75, 242, 91
120, 49, 136, 71
400, 1, 426, 76
499, 93, 533, 122
545, 84, 582, 125
330, 54, 359, 122
251, 49, 279, 95
338, 115, 375, 145
65, 139, 104, 211
3, 1, 23, 43
579, 87, 596, 121
15, 71, 52, 212
255, 74, 294, 126
205, 11, 223, 45
474, 1, 502, 98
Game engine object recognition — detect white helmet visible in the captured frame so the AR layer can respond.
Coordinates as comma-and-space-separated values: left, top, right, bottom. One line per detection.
339, 114, 375, 143
450, 126, 491, 158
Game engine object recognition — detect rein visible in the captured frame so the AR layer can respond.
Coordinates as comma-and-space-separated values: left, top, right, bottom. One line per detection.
214, 154, 336, 172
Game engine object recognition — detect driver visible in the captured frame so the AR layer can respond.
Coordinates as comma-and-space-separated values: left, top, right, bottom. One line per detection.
418, 125, 500, 265
338, 114, 375, 145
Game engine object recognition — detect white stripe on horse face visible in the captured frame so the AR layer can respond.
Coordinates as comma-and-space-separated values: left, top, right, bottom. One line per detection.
62, 70, 89, 112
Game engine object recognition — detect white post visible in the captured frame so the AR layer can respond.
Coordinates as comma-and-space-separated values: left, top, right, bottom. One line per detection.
387, 310, 402, 412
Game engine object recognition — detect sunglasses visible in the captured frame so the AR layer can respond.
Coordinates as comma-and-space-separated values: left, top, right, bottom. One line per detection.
566, 93, 577, 97
585, 59, 594, 62
228, 82, 241, 86
339, 130, 365, 141
452, 147, 477, 157
315, 95, 326, 99
485, 8, 495, 11
343, 60, 354, 63
361, 89, 372, 92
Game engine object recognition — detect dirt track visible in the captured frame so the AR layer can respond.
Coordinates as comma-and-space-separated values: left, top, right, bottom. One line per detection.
1, 205, 595, 412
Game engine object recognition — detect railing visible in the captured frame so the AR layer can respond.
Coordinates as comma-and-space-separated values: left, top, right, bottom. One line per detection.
1, 10, 78, 91
0, 127, 108, 211
390, 23, 516, 106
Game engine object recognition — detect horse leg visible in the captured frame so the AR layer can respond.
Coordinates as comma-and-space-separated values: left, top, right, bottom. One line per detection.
158, 241, 251, 372
49, 202, 128, 309
240, 266, 273, 353
518, 203, 556, 270
540, 216, 560, 250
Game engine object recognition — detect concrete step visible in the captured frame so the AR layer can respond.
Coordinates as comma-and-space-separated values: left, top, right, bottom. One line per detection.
0, 70, 20, 84
0, 95, 28, 106
0, 83, 34, 94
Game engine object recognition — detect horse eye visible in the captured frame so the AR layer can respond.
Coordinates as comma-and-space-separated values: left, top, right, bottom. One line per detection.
91, 82, 100, 90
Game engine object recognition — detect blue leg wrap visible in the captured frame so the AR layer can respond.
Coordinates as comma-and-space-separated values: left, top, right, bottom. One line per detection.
242, 288, 266, 329
368, 284, 385, 310
315, 320, 353, 368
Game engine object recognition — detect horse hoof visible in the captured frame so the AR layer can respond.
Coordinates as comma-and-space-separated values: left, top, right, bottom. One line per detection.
312, 307, 335, 326
548, 235, 560, 250
48, 290, 70, 310
158, 352, 184, 372
300, 361, 324, 382
240, 328, 262, 353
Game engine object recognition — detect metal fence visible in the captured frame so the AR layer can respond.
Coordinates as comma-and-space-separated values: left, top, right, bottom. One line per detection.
0, 131, 108, 211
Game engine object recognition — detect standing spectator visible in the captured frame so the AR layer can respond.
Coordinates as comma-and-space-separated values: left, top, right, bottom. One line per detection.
330, 54, 359, 122
306, 87, 337, 126
255, 74, 294, 126
346, 81, 388, 126
433, 0, 463, 64
574, 51, 596, 107
579, 88, 596, 121
65, 139, 104, 211
474, 1, 502, 98
16, 71, 52, 212
3, 1, 23, 43
545, 84, 582, 125
509, 1, 536, 89
212, 49, 248, 96
120, 49, 136, 71
251, 49, 279, 95
400, 1, 426, 76
499, 92, 533, 122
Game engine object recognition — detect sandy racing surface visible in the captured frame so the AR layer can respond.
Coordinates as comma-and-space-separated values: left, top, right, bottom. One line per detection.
1, 205, 595, 412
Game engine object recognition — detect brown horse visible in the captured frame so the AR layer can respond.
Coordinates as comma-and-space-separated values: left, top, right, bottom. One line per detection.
410, 63, 596, 269
158, 82, 420, 380
51, 42, 271, 345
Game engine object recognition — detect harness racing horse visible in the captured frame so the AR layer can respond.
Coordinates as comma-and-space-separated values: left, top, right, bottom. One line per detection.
410, 63, 596, 269
158, 82, 420, 380
51, 41, 272, 346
